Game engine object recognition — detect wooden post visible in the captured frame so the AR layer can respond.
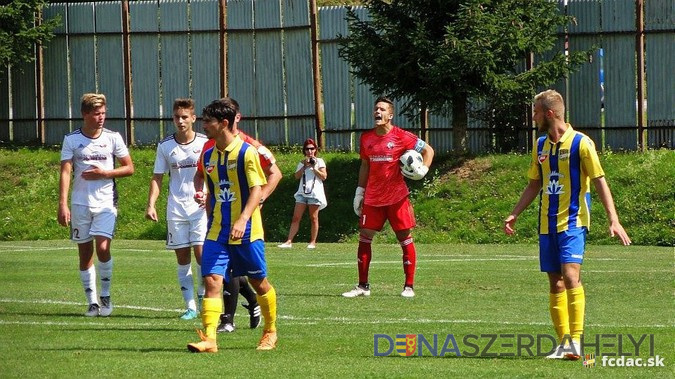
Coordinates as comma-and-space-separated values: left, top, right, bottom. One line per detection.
420, 102, 428, 143
310, 0, 324, 148
36, 9, 45, 144
220, 0, 228, 97
636, 0, 645, 151
525, 51, 534, 151
122, 0, 133, 145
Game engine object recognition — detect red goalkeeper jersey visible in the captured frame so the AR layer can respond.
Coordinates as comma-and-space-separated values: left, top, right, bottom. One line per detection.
359, 126, 421, 207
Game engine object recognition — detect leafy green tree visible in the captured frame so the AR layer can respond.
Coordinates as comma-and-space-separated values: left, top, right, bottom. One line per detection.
339, 0, 591, 152
0, 0, 60, 72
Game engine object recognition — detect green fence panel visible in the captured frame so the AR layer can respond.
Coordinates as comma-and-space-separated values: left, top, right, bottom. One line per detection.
645, 34, 675, 148
130, 1, 161, 143
12, 61, 38, 142
159, 0, 190, 137
190, 0, 220, 127
227, 0, 255, 120
254, 0, 285, 144
0, 71, 9, 142
43, 4, 71, 144
319, 6, 351, 150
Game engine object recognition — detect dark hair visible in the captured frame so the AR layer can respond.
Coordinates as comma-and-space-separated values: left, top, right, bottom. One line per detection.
374, 96, 395, 112
173, 98, 195, 112
303, 138, 318, 155
202, 97, 238, 128
227, 97, 241, 114
375, 96, 394, 106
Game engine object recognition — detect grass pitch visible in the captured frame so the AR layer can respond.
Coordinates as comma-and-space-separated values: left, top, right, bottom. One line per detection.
0, 240, 672, 378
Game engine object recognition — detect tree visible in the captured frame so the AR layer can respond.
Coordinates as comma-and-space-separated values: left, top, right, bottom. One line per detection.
0, 0, 61, 72
339, 0, 591, 152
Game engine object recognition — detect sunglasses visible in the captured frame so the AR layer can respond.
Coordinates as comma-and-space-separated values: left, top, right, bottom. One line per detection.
304, 147, 316, 151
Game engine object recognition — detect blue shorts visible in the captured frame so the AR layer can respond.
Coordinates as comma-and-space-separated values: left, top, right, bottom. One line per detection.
202, 239, 267, 282
539, 227, 587, 272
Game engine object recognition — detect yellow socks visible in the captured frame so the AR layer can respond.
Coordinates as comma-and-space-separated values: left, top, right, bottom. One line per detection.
257, 286, 277, 332
201, 297, 223, 339
567, 286, 585, 342
549, 291, 570, 343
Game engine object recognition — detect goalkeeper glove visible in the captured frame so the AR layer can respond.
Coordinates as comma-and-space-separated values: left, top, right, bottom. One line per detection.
353, 186, 365, 216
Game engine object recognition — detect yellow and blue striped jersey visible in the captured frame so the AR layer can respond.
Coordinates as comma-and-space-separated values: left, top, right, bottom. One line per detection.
527, 125, 605, 234
202, 136, 267, 244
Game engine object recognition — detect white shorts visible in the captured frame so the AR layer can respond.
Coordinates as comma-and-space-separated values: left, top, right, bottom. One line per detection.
70, 204, 117, 243
166, 217, 207, 249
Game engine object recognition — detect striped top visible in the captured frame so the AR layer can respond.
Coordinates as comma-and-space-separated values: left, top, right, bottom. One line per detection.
201, 136, 267, 244
527, 125, 605, 234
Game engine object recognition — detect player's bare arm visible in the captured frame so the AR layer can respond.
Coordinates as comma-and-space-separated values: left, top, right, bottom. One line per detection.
81, 155, 134, 180
421, 143, 435, 168
57, 160, 73, 227
592, 176, 631, 245
262, 163, 282, 202
504, 179, 542, 235
145, 173, 164, 222
231, 185, 262, 240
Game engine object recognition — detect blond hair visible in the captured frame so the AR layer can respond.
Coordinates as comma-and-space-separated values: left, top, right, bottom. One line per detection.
534, 90, 565, 121
80, 93, 106, 114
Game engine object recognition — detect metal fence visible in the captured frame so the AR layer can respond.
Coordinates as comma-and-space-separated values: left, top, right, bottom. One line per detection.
0, 0, 673, 152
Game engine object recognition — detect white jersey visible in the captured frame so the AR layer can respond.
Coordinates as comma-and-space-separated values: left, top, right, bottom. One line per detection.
153, 132, 208, 220
60, 128, 130, 208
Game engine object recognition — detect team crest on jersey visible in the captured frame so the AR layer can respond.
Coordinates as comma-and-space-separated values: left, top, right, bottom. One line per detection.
205, 163, 214, 174
545, 171, 565, 195
216, 179, 236, 203
538, 154, 548, 164
559, 149, 570, 161
387, 142, 394, 149
227, 160, 237, 170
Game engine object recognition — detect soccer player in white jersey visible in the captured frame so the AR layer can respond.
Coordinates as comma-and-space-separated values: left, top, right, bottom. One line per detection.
58, 93, 135, 317
146, 98, 209, 320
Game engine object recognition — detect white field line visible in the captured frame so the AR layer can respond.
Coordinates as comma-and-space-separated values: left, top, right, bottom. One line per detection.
0, 298, 182, 313
0, 246, 154, 253
0, 298, 670, 329
309, 257, 534, 267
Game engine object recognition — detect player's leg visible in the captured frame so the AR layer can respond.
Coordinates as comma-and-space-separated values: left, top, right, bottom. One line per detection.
169, 219, 198, 319
540, 232, 571, 359
190, 216, 207, 309
342, 204, 384, 298
279, 199, 307, 247
71, 205, 98, 316
77, 241, 99, 316
307, 203, 320, 248
90, 206, 116, 316
558, 228, 586, 360
187, 240, 226, 353
239, 277, 261, 329
231, 241, 277, 350
389, 197, 417, 297
94, 236, 114, 316
176, 247, 199, 319
218, 272, 239, 332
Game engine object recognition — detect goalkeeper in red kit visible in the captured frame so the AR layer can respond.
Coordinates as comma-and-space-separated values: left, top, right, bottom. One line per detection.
342, 97, 434, 299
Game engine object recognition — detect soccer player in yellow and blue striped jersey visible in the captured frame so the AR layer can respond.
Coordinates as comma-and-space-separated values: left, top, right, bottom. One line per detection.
187, 98, 278, 353
504, 90, 631, 360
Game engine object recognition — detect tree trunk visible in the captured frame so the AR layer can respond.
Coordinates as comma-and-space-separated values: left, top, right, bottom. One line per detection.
452, 93, 468, 153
